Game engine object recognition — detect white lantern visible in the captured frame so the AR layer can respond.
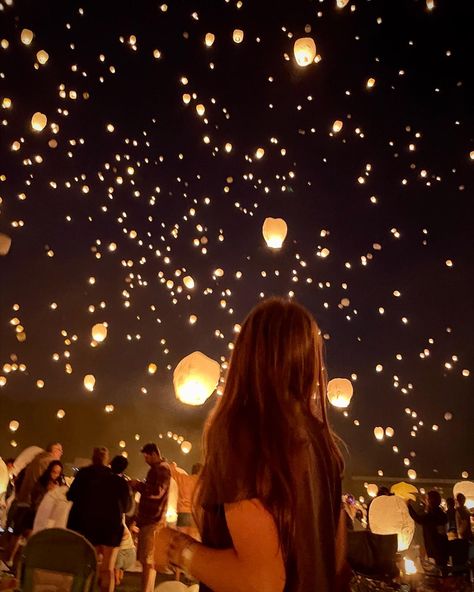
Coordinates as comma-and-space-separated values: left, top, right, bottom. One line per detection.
148, 363, 157, 375
9, 420, 19, 432
182, 93, 191, 104
262, 217, 288, 249
407, 469, 417, 480
369, 494, 415, 551
91, 323, 107, 342
21, 29, 34, 45
293, 37, 317, 67
385, 426, 395, 438
374, 426, 384, 441
327, 378, 353, 408
332, 119, 344, 133
0, 233, 12, 255
367, 483, 378, 498
196, 104, 205, 116
205, 33, 215, 47
336, 0, 350, 7
173, 351, 220, 406
36, 50, 49, 64
255, 147, 265, 159
181, 441, 192, 454
391, 481, 418, 502
232, 29, 244, 44
453, 481, 474, 510
83, 374, 96, 392
183, 276, 195, 289
31, 112, 47, 132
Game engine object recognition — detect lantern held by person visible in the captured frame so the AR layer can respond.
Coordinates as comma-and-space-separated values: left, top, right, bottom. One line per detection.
391, 481, 418, 502
369, 494, 415, 551
327, 378, 354, 408
262, 217, 288, 249
173, 351, 220, 406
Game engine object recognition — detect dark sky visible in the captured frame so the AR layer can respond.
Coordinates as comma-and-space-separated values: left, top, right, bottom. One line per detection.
0, 0, 473, 482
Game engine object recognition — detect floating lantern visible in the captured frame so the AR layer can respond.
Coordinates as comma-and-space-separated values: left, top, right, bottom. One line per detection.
31, 112, 47, 132
173, 351, 220, 406
332, 120, 343, 133
36, 50, 49, 64
83, 374, 96, 392
385, 426, 395, 438
262, 217, 288, 249
148, 363, 157, 375
426, 0, 435, 10
367, 483, 378, 497
91, 323, 107, 342
232, 29, 244, 43
293, 37, 317, 67
56, 409, 65, 419
327, 378, 353, 408
205, 33, 215, 47
374, 426, 384, 441
183, 275, 195, 289
255, 147, 265, 159
9, 420, 19, 432
407, 469, 417, 480
182, 93, 191, 104
181, 441, 192, 454
369, 495, 415, 551
367, 77, 376, 88
0, 233, 12, 255
21, 29, 34, 45
336, 0, 350, 7
196, 104, 205, 116
391, 481, 418, 502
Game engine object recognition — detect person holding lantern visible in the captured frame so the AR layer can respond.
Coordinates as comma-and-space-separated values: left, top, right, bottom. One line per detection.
154, 298, 348, 592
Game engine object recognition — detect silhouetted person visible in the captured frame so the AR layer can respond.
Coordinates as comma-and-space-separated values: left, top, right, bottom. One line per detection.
446, 497, 457, 539
455, 493, 472, 541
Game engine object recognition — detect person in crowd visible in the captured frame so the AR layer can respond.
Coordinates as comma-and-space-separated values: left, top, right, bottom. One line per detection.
31, 460, 64, 514
455, 493, 472, 541
6, 443, 63, 566
130, 443, 171, 592
110, 456, 136, 586
170, 462, 202, 539
154, 298, 348, 592
67, 447, 131, 592
446, 497, 457, 540
408, 490, 448, 571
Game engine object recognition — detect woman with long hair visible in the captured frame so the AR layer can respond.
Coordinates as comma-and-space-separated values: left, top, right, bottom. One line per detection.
31, 460, 64, 512
155, 298, 347, 591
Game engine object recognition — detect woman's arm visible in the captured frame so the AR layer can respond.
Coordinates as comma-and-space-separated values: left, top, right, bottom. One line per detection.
156, 498, 285, 592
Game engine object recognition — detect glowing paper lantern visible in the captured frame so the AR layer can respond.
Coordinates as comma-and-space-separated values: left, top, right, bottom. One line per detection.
374, 426, 384, 441
232, 29, 244, 44
183, 276, 195, 289
262, 217, 288, 249
173, 351, 220, 406
56, 409, 65, 419
336, 0, 350, 7
385, 426, 395, 438
327, 378, 353, 408
205, 33, 215, 47
407, 469, 417, 480
332, 120, 344, 133
0, 458, 8, 496
367, 483, 378, 497
83, 374, 96, 392
36, 50, 49, 64
31, 112, 47, 132
0, 233, 12, 255
391, 481, 418, 502
92, 323, 107, 342
182, 93, 191, 104
21, 29, 34, 45
453, 481, 474, 510
181, 441, 192, 454
369, 494, 415, 551
367, 77, 376, 88
293, 37, 317, 67
9, 420, 19, 432
148, 363, 157, 375
255, 147, 265, 159
196, 104, 205, 116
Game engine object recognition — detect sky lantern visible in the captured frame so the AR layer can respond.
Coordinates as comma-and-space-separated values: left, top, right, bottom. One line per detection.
255, 147, 265, 159
367, 77, 376, 88
293, 37, 317, 67
327, 378, 353, 408
374, 426, 384, 441
183, 275, 195, 289
173, 351, 220, 406
92, 323, 107, 342
232, 29, 244, 43
369, 495, 415, 551
366, 483, 378, 497
385, 426, 395, 438
181, 440, 192, 454
332, 119, 344, 133
182, 93, 191, 104
36, 50, 49, 64
148, 363, 157, 375
391, 481, 418, 502
336, 0, 350, 7
426, 0, 435, 10
21, 29, 34, 45
205, 33, 215, 47
0, 233, 12, 255
262, 217, 288, 249
83, 374, 96, 392
407, 469, 417, 480
56, 409, 65, 419
196, 104, 205, 116
9, 420, 19, 432
31, 112, 47, 131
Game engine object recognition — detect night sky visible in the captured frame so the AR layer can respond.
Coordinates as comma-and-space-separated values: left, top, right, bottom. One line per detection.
0, 0, 473, 482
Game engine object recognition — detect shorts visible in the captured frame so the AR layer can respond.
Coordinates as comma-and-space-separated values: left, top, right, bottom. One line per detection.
13, 505, 34, 536
115, 547, 136, 570
137, 523, 160, 566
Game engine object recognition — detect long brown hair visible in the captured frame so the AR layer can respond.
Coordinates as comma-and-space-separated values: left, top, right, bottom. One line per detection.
195, 297, 344, 560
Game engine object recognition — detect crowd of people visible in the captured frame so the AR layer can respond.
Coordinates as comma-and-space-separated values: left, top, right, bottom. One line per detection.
1, 299, 473, 592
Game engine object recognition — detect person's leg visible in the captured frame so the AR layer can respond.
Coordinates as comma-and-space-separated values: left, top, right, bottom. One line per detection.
138, 524, 158, 592
141, 564, 157, 592
99, 546, 119, 592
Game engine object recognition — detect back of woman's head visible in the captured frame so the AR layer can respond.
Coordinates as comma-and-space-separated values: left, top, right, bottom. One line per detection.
196, 298, 343, 553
